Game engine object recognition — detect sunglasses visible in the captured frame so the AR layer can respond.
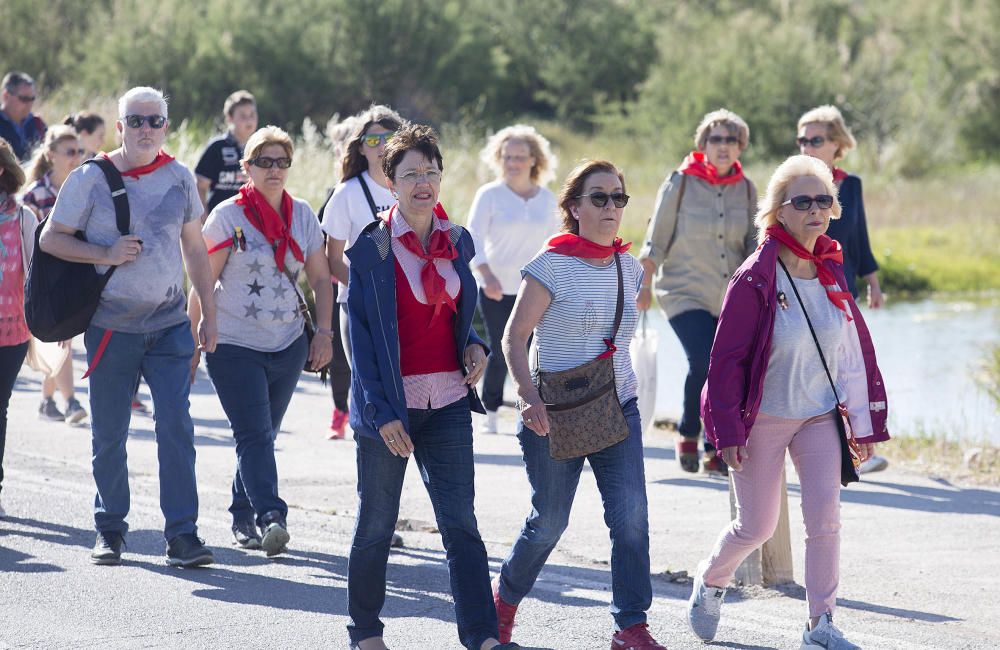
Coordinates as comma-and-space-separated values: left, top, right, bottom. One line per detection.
123, 114, 167, 129
707, 135, 739, 145
797, 135, 827, 148
781, 194, 835, 211
576, 191, 630, 208
58, 147, 85, 157
362, 132, 394, 147
17, 94, 36, 103
248, 156, 292, 169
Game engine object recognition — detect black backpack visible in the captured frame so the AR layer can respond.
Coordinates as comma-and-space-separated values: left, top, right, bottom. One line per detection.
24, 157, 130, 342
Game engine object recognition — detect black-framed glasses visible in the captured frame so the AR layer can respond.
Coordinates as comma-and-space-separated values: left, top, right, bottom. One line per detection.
707, 135, 739, 145
781, 194, 835, 211
123, 114, 167, 129
362, 132, 394, 147
248, 156, 292, 169
575, 191, 630, 208
797, 135, 827, 148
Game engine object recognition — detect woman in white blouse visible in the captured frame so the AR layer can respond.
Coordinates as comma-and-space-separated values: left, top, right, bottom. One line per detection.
467, 125, 559, 433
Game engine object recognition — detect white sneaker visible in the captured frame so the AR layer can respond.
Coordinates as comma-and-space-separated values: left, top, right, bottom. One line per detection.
482, 410, 498, 434
858, 455, 888, 474
801, 612, 860, 649
687, 561, 725, 641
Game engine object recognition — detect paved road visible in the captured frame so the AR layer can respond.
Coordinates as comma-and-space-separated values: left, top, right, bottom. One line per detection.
1, 354, 998, 649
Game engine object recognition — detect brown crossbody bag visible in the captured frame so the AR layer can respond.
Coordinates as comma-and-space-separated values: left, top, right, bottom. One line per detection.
534, 253, 629, 460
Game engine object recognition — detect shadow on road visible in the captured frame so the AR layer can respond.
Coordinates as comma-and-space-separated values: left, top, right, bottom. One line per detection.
783, 479, 1000, 517
774, 583, 961, 623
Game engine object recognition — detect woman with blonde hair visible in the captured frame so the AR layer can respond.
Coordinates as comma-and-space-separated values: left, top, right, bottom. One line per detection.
21, 125, 88, 424
466, 124, 559, 433
687, 155, 889, 649
638, 108, 757, 475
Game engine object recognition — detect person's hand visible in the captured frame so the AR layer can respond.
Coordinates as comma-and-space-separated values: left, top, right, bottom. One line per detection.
858, 441, 877, 462
189, 348, 201, 384
720, 445, 747, 472
198, 314, 218, 354
637, 286, 653, 311
482, 274, 503, 301
379, 419, 413, 458
106, 235, 143, 266
519, 391, 550, 436
867, 285, 885, 309
308, 333, 333, 371
464, 344, 487, 385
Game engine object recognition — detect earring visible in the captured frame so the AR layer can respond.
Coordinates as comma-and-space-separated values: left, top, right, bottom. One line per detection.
391, 191, 398, 199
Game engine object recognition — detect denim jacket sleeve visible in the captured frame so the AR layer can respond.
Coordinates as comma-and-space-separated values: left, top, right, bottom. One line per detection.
347, 262, 398, 431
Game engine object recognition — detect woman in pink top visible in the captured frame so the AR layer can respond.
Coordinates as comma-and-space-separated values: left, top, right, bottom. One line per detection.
0, 138, 40, 519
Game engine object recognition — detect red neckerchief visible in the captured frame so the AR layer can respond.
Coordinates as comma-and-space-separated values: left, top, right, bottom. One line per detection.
544, 233, 632, 357
235, 182, 303, 272
103, 150, 175, 178
831, 166, 849, 184
679, 151, 744, 185
765, 224, 853, 320
388, 204, 458, 319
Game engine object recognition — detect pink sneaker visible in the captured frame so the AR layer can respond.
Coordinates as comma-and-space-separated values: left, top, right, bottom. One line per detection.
611, 623, 665, 649
493, 576, 518, 644
328, 408, 348, 440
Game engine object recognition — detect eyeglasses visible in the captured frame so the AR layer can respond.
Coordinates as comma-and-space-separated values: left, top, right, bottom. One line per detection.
575, 192, 630, 208
362, 132, 394, 147
707, 135, 739, 145
781, 194, 835, 211
502, 154, 533, 163
248, 156, 292, 169
58, 147, 85, 157
123, 114, 167, 129
797, 135, 827, 148
16, 94, 36, 103
397, 169, 442, 184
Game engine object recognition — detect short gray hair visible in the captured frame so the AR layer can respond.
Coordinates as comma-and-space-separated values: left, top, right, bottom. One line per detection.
118, 86, 168, 119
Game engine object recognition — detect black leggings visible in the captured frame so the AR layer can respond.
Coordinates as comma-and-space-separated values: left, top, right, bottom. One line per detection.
0, 340, 29, 495
329, 284, 351, 412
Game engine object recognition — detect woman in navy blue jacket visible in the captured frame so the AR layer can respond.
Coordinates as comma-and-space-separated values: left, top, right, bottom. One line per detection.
343, 123, 515, 650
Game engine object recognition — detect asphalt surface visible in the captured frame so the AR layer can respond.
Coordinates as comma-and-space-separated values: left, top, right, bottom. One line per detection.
1, 349, 998, 649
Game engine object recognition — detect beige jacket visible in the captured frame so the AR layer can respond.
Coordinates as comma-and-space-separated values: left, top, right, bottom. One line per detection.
639, 171, 757, 319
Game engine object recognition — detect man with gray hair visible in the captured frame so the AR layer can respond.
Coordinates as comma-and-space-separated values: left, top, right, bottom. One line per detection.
40, 86, 219, 567
0, 71, 46, 161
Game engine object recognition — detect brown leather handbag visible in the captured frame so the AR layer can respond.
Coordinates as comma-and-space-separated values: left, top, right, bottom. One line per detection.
535, 253, 630, 460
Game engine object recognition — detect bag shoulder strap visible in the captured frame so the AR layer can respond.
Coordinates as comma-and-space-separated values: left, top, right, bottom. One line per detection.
356, 174, 380, 220
777, 258, 840, 403
83, 157, 130, 236
745, 177, 751, 203
609, 252, 624, 344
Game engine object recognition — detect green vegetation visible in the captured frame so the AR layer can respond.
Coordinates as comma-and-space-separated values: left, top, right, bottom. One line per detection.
885, 430, 1000, 487
976, 345, 1000, 411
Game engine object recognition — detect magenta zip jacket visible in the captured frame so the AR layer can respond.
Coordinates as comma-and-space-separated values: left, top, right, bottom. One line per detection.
701, 236, 890, 450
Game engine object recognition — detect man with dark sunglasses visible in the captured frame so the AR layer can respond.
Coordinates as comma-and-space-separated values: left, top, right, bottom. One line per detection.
0, 71, 47, 162
39, 86, 219, 569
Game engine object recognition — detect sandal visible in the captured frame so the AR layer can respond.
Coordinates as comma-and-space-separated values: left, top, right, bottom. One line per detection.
676, 437, 700, 473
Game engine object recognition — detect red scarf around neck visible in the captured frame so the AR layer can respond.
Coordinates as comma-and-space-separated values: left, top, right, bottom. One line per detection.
765, 224, 853, 320
679, 151, 744, 185
235, 182, 303, 272
389, 204, 458, 319
103, 150, 175, 178
830, 166, 848, 184
544, 233, 631, 258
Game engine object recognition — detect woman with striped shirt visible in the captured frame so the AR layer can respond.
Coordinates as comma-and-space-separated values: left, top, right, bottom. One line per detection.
493, 160, 664, 649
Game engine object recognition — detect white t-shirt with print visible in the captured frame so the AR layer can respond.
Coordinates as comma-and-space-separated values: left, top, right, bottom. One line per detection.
321, 171, 395, 303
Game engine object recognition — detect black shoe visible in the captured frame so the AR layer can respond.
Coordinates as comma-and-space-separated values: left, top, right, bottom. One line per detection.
232, 520, 262, 550
91, 531, 125, 565
260, 510, 289, 557
39, 397, 65, 422
166, 533, 214, 567
391, 532, 404, 548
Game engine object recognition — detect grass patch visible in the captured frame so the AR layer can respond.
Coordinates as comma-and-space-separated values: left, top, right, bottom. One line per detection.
882, 431, 1000, 487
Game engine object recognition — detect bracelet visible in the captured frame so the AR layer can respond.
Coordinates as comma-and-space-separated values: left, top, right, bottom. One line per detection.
315, 327, 336, 339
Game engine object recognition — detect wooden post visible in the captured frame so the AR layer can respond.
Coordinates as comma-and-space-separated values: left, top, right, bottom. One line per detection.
729, 466, 794, 586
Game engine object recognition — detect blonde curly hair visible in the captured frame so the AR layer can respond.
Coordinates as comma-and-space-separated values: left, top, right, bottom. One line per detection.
479, 124, 557, 186
755, 155, 841, 241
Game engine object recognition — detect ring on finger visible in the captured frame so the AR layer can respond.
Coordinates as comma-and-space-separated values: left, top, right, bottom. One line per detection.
388, 438, 396, 443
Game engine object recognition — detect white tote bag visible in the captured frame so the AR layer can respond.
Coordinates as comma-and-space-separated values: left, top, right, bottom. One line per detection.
630, 311, 658, 435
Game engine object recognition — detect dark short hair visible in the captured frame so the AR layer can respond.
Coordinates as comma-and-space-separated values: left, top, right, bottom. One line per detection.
223, 90, 256, 118
63, 111, 105, 135
556, 159, 626, 235
2, 71, 35, 93
381, 122, 444, 181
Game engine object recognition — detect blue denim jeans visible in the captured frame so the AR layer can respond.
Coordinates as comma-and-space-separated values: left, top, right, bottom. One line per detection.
497, 397, 652, 631
668, 308, 719, 452
85, 321, 199, 540
205, 333, 307, 527
347, 396, 498, 649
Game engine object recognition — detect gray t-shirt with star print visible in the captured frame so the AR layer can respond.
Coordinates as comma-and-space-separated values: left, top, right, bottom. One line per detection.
203, 195, 323, 352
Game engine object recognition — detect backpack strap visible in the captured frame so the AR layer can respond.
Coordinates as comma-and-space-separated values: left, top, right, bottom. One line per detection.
356, 174, 381, 220
84, 157, 130, 236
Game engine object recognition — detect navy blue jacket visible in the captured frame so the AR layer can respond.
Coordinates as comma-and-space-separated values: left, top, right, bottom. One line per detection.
345, 217, 488, 439
0, 111, 46, 162
827, 174, 878, 297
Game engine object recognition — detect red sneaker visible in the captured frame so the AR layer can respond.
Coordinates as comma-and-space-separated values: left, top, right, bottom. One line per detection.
492, 576, 518, 644
611, 623, 665, 650
328, 408, 348, 440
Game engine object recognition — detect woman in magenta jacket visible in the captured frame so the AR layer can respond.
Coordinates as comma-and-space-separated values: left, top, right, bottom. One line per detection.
686, 155, 889, 650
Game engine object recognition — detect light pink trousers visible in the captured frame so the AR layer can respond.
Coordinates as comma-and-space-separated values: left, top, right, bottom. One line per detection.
701, 411, 842, 617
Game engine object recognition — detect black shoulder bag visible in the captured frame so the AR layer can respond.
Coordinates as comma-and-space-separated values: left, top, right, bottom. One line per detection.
24, 157, 130, 342
778, 259, 861, 486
